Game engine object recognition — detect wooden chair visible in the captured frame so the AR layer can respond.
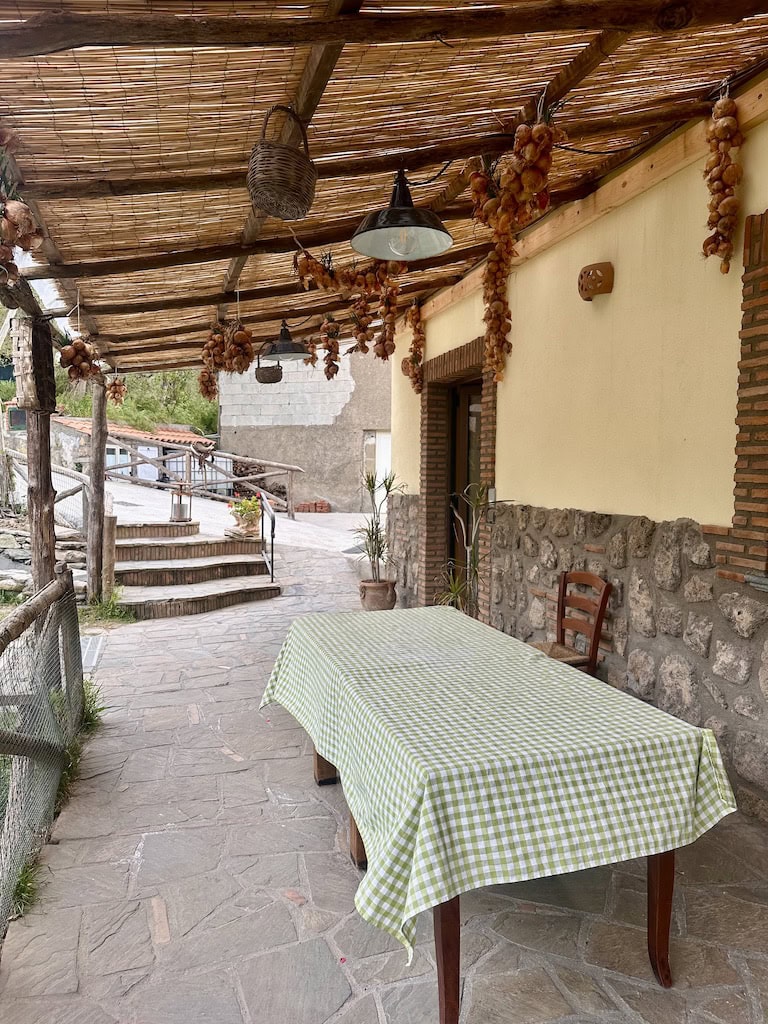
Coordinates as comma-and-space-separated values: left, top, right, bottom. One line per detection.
531, 571, 612, 677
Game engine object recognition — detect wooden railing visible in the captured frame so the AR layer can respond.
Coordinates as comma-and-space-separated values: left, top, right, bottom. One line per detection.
98, 436, 304, 519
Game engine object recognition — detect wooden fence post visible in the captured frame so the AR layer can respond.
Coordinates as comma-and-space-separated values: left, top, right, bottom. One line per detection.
25, 318, 57, 591
102, 513, 117, 600
87, 380, 107, 601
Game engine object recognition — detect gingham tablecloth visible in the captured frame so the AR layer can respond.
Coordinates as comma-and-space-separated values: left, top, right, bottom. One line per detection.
261, 606, 736, 953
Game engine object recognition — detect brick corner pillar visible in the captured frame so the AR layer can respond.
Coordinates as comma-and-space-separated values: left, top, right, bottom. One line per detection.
717, 211, 768, 582
476, 368, 498, 625
417, 383, 452, 607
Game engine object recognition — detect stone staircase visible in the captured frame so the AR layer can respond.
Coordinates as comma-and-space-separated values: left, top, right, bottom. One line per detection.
114, 521, 280, 619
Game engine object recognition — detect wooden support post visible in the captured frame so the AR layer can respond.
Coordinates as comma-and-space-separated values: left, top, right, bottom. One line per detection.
25, 318, 57, 592
102, 513, 117, 600
27, 410, 56, 590
87, 380, 107, 601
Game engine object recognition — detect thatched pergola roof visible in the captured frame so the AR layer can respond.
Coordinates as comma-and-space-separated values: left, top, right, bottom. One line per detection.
3, 2, 768, 372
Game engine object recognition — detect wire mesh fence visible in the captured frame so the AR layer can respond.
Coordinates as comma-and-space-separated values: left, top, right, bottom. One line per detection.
6, 452, 88, 533
0, 569, 84, 939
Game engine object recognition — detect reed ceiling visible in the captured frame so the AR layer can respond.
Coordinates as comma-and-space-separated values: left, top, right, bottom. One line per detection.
0, 2, 767, 371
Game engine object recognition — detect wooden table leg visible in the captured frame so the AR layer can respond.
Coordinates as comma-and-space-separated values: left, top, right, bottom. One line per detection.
349, 813, 367, 869
647, 850, 675, 988
434, 896, 460, 1024
313, 745, 338, 786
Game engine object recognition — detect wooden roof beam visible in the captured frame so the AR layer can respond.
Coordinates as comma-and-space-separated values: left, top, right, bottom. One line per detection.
4, 4, 767, 58
24, 203, 476, 283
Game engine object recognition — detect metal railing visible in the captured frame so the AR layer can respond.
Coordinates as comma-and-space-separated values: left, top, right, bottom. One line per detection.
257, 487, 276, 582
0, 566, 84, 939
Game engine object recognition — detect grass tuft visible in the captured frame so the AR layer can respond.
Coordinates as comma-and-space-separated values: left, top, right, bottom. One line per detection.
78, 587, 135, 627
81, 677, 107, 736
11, 859, 42, 919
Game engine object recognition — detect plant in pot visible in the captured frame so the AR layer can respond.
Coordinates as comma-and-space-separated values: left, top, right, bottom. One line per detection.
356, 470, 401, 611
228, 495, 262, 538
434, 483, 488, 619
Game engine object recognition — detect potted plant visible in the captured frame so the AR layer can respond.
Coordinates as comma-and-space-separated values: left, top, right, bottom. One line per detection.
228, 495, 262, 538
357, 470, 400, 611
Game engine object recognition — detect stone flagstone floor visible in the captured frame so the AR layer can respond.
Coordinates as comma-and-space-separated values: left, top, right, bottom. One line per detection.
1, 543, 768, 1023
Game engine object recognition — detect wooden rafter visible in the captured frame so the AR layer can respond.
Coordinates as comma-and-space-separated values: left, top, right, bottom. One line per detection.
4, 4, 767, 59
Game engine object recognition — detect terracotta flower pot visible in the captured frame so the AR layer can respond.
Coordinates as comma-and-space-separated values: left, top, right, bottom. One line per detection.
359, 580, 397, 611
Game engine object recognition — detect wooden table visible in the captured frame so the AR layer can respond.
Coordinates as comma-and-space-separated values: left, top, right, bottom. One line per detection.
261, 607, 736, 1024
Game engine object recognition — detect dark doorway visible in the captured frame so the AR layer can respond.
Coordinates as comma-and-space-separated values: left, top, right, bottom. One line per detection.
450, 380, 482, 565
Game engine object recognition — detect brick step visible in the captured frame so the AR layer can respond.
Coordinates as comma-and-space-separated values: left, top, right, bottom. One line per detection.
115, 534, 262, 562
116, 521, 200, 539
117, 576, 281, 619
115, 553, 269, 587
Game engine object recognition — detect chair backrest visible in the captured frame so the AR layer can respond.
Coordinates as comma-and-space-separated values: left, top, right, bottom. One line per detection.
555, 571, 613, 676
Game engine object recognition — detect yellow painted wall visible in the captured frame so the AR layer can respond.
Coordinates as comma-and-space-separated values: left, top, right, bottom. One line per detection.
392, 115, 768, 524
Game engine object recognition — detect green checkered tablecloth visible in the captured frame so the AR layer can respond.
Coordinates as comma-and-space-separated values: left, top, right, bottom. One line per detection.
261, 606, 736, 953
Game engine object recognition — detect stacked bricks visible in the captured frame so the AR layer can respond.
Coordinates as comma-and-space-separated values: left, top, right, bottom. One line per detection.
295, 501, 331, 513
717, 212, 768, 581
418, 337, 497, 621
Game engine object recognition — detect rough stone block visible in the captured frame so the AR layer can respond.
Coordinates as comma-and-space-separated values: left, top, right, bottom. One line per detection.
522, 535, 539, 558
734, 695, 763, 720
540, 538, 557, 570
628, 569, 656, 637
626, 648, 656, 698
549, 508, 571, 537
613, 616, 628, 657
573, 511, 587, 542
657, 654, 700, 722
529, 597, 546, 629
532, 508, 547, 530
628, 516, 656, 558
515, 505, 530, 531
703, 677, 729, 710
607, 530, 628, 569
733, 731, 768, 790
653, 523, 683, 591
588, 512, 612, 537
658, 604, 684, 637
684, 575, 714, 603
718, 592, 768, 639
586, 559, 607, 579
558, 546, 574, 572
760, 640, 768, 699
684, 614, 714, 658
685, 528, 713, 568
712, 640, 754, 685
526, 564, 540, 584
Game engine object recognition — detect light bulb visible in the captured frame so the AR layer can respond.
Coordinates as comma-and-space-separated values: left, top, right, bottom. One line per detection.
388, 227, 418, 258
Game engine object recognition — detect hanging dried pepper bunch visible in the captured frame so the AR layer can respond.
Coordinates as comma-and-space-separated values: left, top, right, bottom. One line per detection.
198, 367, 218, 401
106, 376, 127, 405
402, 301, 426, 394
201, 322, 228, 370
350, 294, 374, 353
59, 336, 101, 381
702, 95, 744, 275
223, 321, 255, 373
320, 315, 341, 380
471, 120, 561, 381
375, 282, 399, 361
303, 336, 319, 367
0, 194, 44, 285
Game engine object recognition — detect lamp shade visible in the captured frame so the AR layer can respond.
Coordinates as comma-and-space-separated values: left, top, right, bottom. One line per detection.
260, 320, 308, 362
351, 169, 453, 261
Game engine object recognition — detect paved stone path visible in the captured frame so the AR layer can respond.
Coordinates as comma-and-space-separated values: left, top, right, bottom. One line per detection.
1, 543, 768, 1023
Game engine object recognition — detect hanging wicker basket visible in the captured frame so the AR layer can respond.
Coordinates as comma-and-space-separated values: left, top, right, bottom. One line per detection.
247, 105, 317, 221
255, 363, 283, 384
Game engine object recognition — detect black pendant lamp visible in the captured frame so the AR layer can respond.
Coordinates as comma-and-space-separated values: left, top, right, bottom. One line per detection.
351, 169, 453, 261
260, 320, 309, 362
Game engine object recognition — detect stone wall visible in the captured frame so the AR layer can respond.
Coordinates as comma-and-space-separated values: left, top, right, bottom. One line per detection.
388, 494, 768, 819
387, 493, 420, 607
